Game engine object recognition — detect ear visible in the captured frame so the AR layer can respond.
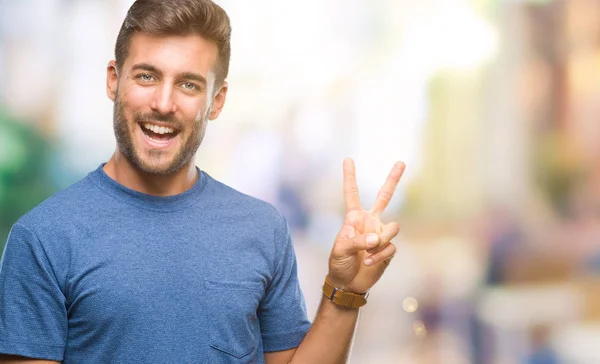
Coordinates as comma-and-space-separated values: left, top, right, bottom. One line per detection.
208, 81, 228, 120
106, 60, 119, 101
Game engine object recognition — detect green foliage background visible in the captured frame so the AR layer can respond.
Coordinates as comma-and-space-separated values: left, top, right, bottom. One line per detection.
0, 108, 62, 254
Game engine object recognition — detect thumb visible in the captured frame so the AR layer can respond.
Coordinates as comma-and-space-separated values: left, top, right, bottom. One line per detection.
336, 224, 356, 241
333, 225, 379, 256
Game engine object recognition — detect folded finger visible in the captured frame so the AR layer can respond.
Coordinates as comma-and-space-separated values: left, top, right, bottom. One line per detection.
366, 222, 400, 254
334, 231, 380, 256
364, 242, 397, 266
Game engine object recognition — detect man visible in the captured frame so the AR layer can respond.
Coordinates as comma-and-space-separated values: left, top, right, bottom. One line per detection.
0, 0, 405, 363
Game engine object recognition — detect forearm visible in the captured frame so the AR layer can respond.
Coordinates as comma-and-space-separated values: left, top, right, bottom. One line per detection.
289, 298, 359, 364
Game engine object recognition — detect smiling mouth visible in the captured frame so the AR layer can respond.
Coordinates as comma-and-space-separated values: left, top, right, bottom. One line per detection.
140, 123, 180, 142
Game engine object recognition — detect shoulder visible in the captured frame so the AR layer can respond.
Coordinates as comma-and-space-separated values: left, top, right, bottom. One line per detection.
202, 173, 287, 226
201, 173, 291, 254
5, 174, 100, 281
16, 172, 101, 234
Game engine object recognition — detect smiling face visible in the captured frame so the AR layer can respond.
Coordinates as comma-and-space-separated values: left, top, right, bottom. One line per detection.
106, 32, 227, 175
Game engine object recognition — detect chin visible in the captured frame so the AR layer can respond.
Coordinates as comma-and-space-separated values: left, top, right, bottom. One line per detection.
127, 151, 184, 175
116, 129, 199, 176
137, 160, 185, 175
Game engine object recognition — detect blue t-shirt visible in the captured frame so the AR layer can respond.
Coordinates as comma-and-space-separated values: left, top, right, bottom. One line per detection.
0, 165, 311, 363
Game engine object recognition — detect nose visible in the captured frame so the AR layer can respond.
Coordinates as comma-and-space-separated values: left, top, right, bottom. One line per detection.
150, 83, 177, 115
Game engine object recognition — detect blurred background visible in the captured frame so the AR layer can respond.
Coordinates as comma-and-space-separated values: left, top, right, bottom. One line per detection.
1, 0, 600, 362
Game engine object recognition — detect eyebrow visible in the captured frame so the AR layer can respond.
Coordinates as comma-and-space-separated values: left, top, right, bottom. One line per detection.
131, 63, 207, 87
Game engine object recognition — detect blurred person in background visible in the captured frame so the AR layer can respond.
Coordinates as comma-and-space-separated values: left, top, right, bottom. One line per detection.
525, 325, 559, 364
0, 0, 405, 363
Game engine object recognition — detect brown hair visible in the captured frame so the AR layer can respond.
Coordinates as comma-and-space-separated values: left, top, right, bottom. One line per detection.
115, 0, 232, 87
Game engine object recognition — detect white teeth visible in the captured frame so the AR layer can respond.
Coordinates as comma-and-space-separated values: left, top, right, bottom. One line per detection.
143, 123, 174, 134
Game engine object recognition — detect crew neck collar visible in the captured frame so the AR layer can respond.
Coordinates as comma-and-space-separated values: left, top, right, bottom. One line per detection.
88, 163, 208, 212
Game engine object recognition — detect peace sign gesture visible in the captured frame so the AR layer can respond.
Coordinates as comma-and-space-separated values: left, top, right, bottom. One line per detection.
327, 158, 406, 294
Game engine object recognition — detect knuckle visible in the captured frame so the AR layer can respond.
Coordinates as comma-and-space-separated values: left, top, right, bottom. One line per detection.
369, 242, 389, 256
346, 186, 359, 195
378, 190, 392, 201
388, 243, 397, 255
366, 246, 379, 254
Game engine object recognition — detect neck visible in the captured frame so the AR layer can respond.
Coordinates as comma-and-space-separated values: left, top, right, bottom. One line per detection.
103, 151, 198, 196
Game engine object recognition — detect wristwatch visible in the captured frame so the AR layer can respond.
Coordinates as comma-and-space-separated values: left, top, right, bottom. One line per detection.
322, 277, 369, 308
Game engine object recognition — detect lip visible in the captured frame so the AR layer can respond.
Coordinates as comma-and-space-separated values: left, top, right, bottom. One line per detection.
136, 122, 180, 150
138, 120, 181, 132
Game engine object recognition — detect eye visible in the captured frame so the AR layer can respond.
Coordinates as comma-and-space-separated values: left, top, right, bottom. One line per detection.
136, 73, 154, 82
181, 82, 197, 90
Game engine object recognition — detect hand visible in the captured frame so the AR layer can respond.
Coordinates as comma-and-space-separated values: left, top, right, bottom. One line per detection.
327, 158, 405, 294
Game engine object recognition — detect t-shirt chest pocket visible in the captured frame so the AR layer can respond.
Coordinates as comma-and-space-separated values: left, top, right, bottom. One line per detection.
205, 280, 264, 362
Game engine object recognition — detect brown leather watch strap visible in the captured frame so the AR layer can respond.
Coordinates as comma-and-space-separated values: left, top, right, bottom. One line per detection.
322, 277, 368, 308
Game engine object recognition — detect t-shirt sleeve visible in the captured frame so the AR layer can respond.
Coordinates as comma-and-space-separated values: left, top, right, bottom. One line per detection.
0, 223, 67, 361
258, 219, 312, 352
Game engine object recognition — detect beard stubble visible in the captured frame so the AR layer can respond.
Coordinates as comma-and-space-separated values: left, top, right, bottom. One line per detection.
112, 94, 207, 176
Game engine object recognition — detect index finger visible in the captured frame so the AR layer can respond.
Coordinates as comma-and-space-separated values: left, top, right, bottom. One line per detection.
371, 161, 405, 216
343, 158, 361, 211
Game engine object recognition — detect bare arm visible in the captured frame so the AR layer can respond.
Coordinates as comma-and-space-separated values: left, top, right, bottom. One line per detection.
264, 299, 358, 364
0, 355, 59, 364
291, 299, 359, 364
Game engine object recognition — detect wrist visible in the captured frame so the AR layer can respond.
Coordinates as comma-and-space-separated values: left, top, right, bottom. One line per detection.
325, 274, 363, 293
322, 276, 369, 309
325, 275, 347, 291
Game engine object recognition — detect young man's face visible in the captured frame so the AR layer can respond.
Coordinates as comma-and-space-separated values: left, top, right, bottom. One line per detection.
106, 33, 227, 175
